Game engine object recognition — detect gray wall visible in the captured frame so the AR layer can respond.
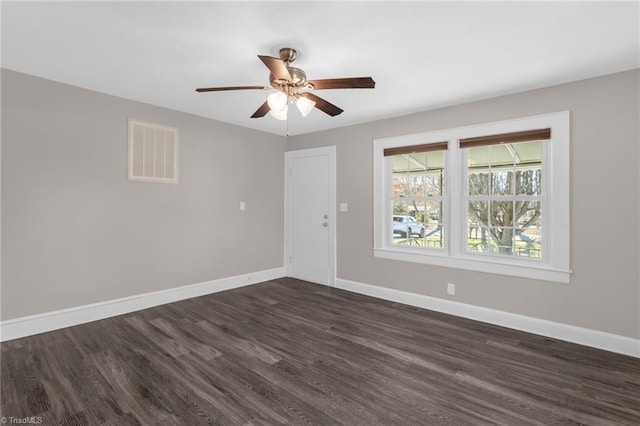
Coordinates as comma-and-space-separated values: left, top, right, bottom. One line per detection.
1, 69, 285, 320
3, 68, 638, 341
288, 70, 640, 339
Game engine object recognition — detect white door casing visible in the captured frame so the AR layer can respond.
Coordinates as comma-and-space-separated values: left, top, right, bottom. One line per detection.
285, 146, 336, 286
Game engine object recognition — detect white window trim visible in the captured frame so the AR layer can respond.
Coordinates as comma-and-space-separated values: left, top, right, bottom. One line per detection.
373, 111, 571, 283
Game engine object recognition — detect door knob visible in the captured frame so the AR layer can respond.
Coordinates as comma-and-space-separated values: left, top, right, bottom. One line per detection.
322, 222, 328, 227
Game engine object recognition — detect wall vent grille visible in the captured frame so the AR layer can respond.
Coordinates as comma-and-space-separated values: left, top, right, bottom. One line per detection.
128, 119, 179, 183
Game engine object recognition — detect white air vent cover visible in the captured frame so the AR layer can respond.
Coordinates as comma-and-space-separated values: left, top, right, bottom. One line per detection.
128, 119, 179, 183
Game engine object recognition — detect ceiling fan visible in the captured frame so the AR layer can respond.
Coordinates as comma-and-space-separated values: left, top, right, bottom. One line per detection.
196, 47, 375, 120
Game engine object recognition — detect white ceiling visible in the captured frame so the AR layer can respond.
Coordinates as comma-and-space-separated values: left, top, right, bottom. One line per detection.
2, 1, 639, 136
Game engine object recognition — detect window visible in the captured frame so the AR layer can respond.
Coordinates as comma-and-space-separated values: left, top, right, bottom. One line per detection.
373, 112, 570, 283
387, 142, 447, 249
463, 130, 548, 259
128, 119, 179, 183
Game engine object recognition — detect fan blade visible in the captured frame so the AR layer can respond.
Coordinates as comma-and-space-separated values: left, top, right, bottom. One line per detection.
196, 85, 270, 92
308, 77, 375, 90
250, 101, 270, 118
258, 55, 292, 82
300, 92, 343, 117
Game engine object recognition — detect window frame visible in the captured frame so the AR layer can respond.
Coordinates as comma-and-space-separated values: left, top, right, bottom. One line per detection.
373, 111, 571, 283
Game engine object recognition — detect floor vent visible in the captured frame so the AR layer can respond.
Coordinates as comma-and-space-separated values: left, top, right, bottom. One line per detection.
128, 119, 179, 183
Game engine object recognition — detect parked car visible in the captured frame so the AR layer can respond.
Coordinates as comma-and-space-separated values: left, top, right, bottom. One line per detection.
393, 215, 426, 237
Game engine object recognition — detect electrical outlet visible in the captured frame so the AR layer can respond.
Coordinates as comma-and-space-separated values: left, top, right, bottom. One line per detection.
447, 283, 456, 295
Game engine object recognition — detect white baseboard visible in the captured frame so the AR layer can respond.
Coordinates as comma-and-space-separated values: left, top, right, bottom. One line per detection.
0, 267, 286, 342
4, 271, 637, 358
335, 278, 640, 358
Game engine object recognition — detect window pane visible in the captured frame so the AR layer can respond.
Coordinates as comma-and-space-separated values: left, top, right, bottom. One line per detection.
392, 202, 410, 246
468, 170, 489, 195
392, 173, 408, 197
467, 146, 489, 168
392, 211, 423, 246
513, 140, 542, 164
490, 200, 515, 227
427, 150, 445, 169
392, 201, 410, 216
468, 146, 489, 196
408, 153, 426, 197
425, 200, 440, 223
488, 144, 513, 166
490, 226, 515, 256
468, 227, 492, 253
411, 201, 425, 224
409, 173, 425, 197
515, 231, 541, 258
489, 202, 519, 256
491, 169, 514, 196
468, 200, 488, 226
409, 152, 427, 170
424, 200, 443, 248
515, 201, 541, 228
516, 168, 542, 195
426, 171, 444, 196
515, 201, 542, 258
392, 155, 408, 197
514, 141, 542, 195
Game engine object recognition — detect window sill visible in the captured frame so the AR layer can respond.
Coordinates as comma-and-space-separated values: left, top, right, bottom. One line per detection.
373, 248, 571, 283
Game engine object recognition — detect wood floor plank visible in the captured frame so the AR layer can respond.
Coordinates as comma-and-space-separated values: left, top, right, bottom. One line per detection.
2, 277, 639, 425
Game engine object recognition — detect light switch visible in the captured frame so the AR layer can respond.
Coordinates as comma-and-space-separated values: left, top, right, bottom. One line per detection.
240, 201, 246, 211
340, 202, 348, 212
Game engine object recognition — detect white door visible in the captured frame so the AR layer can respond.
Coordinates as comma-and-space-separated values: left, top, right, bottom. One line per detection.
286, 147, 335, 286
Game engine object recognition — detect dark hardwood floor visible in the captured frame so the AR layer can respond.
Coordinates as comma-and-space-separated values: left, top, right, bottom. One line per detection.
1, 277, 639, 425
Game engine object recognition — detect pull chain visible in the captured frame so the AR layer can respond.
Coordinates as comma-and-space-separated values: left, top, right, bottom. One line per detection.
286, 97, 291, 136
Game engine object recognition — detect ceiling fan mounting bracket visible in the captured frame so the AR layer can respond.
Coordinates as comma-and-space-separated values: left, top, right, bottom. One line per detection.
278, 47, 298, 64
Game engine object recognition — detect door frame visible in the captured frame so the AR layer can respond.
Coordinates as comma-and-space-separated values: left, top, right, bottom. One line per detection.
284, 146, 336, 287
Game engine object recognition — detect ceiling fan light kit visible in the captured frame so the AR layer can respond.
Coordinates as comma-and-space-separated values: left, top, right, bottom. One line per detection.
269, 106, 288, 121
295, 95, 315, 117
267, 91, 288, 112
196, 47, 375, 121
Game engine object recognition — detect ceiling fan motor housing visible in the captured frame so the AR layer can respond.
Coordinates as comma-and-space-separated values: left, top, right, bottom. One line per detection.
269, 72, 310, 97
290, 67, 307, 85
269, 67, 309, 91
269, 48, 309, 92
